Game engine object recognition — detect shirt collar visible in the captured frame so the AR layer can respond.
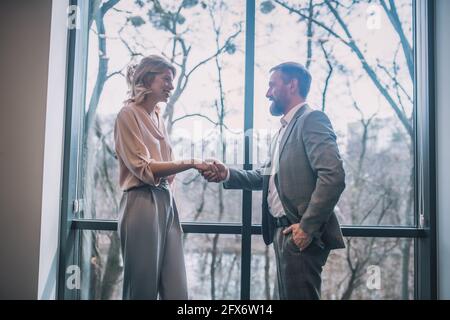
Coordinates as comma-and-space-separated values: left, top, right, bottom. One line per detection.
280, 101, 308, 128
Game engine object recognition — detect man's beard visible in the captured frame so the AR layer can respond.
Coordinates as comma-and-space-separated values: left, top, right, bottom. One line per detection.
269, 100, 284, 116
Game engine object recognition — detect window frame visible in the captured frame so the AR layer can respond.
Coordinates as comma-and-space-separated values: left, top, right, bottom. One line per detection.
58, 0, 436, 300
414, 0, 437, 300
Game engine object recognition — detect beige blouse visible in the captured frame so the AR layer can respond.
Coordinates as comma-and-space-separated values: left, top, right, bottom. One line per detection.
114, 102, 174, 191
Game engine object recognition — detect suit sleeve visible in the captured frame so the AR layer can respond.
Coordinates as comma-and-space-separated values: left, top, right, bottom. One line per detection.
223, 134, 275, 191
223, 167, 264, 191
299, 111, 346, 237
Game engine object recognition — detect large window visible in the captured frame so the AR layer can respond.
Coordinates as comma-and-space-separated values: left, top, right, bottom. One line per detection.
59, 0, 436, 300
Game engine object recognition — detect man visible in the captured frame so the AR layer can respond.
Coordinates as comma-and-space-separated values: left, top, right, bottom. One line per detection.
202, 62, 346, 300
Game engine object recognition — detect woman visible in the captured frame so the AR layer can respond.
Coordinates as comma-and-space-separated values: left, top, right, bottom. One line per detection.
114, 55, 215, 299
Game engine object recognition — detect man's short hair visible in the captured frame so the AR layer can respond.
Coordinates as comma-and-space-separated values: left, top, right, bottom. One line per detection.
270, 62, 312, 98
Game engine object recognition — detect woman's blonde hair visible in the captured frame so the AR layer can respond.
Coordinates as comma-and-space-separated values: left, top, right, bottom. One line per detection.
126, 55, 176, 105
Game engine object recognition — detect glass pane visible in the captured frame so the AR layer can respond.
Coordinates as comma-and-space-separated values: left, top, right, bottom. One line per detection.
185, 233, 242, 299
252, 191, 263, 225
79, 231, 242, 300
176, 166, 243, 223
250, 235, 277, 299
80, 0, 246, 222
250, 236, 414, 299
323, 237, 414, 300
254, 0, 414, 226
80, 230, 123, 300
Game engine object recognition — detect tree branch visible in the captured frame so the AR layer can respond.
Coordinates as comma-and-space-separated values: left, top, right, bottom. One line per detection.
183, 24, 242, 86
324, 0, 413, 138
172, 113, 219, 126
380, 0, 413, 80
305, 0, 314, 69
273, 0, 351, 46
319, 40, 333, 112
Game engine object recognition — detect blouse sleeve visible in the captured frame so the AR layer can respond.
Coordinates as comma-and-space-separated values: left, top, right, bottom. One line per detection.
114, 108, 158, 186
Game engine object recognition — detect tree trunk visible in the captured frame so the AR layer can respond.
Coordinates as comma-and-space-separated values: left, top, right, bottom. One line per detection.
101, 232, 123, 299
264, 246, 271, 299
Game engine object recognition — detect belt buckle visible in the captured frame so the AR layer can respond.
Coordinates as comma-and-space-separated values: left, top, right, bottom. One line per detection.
275, 218, 281, 227
276, 216, 289, 228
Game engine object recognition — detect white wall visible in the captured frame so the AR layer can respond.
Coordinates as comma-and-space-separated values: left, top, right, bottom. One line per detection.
436, 0, 450, 300
0, 0, 56, 299
38, 0, 69, 300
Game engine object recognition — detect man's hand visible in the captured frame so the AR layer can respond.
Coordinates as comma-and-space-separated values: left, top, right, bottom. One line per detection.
282, 223, 313, 251
199, 158, 228, 182
193, 160, 219, 175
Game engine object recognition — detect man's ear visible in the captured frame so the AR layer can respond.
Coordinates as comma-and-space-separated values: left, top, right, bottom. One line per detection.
290, 78, 299, 94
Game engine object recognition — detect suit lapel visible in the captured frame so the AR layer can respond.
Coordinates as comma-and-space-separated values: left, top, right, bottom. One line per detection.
278, 104, 310, 158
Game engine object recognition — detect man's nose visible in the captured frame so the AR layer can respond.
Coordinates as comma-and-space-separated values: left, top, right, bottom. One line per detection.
265, 90, 271, 99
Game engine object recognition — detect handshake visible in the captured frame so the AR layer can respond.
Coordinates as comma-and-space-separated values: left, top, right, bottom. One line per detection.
193, 158, 229, 183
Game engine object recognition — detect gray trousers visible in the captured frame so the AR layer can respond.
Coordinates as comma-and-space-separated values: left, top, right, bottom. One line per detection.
118, 184, 188, 300
273, 226, 330, 300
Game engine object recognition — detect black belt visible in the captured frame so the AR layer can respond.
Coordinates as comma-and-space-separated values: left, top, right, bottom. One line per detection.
274, 215, 292, 228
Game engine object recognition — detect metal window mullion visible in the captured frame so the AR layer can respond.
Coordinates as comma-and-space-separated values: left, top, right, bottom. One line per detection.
57, 0, 90, 300
240, 0, 256, 300
71, 219, 427, 237
414, 0, 437, 300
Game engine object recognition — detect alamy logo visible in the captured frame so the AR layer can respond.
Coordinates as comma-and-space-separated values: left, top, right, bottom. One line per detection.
366, 265, 381, 290
66, 265, 81, 290
67, 5, 80, 30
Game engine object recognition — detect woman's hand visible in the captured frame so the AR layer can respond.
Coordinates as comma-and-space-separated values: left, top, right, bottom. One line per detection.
201, 158, 229, 182
150, 159, 217, 179
193, 160, 219, 176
